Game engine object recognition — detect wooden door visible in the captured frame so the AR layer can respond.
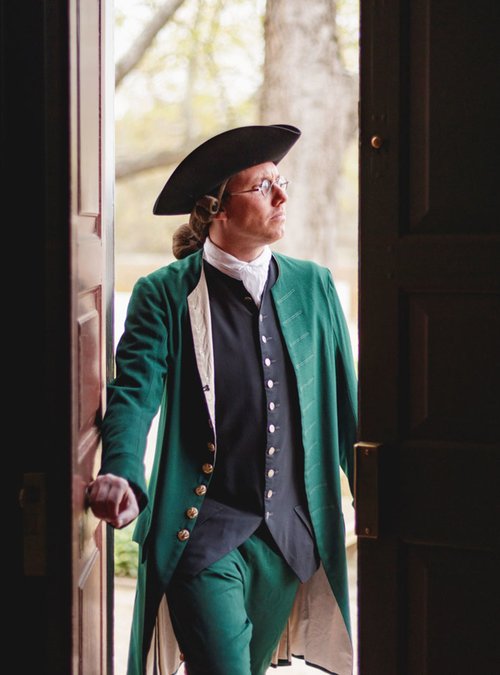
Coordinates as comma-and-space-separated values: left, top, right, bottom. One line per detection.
70, 0, 114, 673
357, 1, 500, 673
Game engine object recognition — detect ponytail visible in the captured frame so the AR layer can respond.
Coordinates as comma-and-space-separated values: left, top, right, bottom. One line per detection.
171, 181, 228, 259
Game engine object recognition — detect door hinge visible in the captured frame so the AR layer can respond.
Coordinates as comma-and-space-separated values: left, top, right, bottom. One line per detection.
354, 442, 382, 539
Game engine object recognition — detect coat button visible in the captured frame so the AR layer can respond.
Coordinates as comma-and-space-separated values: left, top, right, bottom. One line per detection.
202, 463, 214, 474
268, 424, 276, 433
267, 379, 274, 389
268, 447, 276, 456
194, 484, 207, 496
207, 442, 215, 452
186, 507, 199, 519
177, 529, 190, 542
264, 357, 271, 367
266, 489, 273, 499
267, 469, 275, 478
269, 402, 275, 411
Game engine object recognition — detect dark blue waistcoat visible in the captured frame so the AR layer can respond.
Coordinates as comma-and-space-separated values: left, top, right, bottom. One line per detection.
177, 259, 319, 582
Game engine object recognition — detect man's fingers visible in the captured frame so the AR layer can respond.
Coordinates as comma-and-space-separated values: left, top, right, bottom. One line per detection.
87, 474, 136, 526
115, 488, 140, 529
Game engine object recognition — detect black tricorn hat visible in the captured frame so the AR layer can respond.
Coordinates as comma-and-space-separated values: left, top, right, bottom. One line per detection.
153, 124, 301, 215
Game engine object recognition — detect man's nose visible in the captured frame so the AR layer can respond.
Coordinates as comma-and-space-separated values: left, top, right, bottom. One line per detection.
271, 183, 288, 205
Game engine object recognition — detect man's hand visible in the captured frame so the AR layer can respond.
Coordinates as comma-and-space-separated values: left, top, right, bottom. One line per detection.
87, 473, 140, 529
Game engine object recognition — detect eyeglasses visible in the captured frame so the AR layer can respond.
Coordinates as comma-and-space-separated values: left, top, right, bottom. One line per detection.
227, 176, 289, 198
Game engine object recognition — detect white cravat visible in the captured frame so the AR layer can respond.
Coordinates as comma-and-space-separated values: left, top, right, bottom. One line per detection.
203, 238, 272, 307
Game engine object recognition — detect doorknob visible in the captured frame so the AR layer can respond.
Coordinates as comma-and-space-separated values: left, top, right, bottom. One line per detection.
354, 442, 382, 539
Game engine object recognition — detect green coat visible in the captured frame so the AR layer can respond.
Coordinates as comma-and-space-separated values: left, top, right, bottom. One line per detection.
100, 249, 358, 675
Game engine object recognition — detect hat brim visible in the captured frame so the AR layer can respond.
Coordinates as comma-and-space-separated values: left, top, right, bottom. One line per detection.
152, 124, 301, 215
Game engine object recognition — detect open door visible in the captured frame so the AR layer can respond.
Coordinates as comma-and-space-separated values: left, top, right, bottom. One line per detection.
9, 0, 113, 671
357, 1, 500, 673
70, 0, 114, 672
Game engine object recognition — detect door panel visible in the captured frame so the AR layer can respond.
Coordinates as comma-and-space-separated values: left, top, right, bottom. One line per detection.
405, 292, 500, 442
407, 0, 499, 234
405, 546, 497, 675
70, 0, 113, 672
358, 1, 500, 673
399, 443, 497, 549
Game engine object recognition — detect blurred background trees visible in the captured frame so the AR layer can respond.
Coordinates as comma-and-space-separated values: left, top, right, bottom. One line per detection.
114, 0, 359, 349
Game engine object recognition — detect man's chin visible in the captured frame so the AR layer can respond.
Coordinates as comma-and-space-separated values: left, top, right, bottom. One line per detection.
268, 221, 286, 242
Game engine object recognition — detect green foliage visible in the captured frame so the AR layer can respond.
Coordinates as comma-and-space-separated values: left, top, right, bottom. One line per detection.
114, 522, 139, 578
115, 0, 264, 126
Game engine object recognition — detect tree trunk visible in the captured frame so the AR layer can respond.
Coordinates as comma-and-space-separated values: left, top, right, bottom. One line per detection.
260, 0, 357, 267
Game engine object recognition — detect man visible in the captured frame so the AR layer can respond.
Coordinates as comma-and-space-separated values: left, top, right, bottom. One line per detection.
88, 124, 357, 675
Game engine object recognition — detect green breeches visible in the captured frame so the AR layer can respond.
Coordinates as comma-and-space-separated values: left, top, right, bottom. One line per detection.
166, 533, 300, 675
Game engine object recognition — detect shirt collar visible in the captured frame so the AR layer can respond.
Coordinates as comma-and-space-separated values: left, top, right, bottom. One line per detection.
203, 237, 272, 307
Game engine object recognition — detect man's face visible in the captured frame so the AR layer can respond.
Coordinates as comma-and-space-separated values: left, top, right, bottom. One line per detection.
213, 161, 288, 255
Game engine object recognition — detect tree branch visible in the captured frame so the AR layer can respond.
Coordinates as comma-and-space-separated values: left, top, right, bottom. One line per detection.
116, 0, 187, 87
115, 136, 208, 180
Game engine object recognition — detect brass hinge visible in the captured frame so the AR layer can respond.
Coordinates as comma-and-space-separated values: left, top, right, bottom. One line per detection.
354, 442, 382, 539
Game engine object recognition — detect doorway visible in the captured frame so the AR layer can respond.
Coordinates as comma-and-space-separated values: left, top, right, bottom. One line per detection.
112, 1, 360, 673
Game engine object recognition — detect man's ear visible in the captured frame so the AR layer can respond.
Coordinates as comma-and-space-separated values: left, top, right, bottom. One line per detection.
213, 207, 227, 222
